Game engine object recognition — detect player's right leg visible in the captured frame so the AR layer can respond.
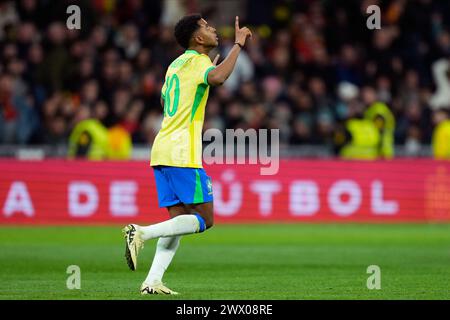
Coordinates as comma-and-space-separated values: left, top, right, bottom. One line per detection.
186, 201, 214, 229
140, 202, 214, 295
140, 203, 186, 295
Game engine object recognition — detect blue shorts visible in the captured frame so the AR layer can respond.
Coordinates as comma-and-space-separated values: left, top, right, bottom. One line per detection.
153, 166, 214, 208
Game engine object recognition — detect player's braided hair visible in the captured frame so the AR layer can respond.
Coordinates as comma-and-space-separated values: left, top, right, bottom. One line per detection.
174, 13, 202, 49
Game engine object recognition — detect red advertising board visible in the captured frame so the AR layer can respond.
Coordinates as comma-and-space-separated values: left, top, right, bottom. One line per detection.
0, 159, 449, 224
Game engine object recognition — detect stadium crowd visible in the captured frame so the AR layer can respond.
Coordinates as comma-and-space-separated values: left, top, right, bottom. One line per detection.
0, 0, 450, 157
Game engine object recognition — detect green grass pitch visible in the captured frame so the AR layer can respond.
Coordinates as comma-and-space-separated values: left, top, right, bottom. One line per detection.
0, 223, 449, 300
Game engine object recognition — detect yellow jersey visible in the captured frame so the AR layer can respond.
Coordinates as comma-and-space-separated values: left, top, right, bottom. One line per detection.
432, 120, 450, 159
150, 49, 215, 168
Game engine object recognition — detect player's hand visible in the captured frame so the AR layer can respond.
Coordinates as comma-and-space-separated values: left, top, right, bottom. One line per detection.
235, 16, 252, 47
212, 54, 220, 66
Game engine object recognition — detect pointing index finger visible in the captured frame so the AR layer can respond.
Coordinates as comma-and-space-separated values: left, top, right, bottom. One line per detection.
213, 54, 220, 65
235, 16, 239, 29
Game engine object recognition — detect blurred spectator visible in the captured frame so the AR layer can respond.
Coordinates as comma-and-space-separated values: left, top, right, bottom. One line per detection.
334, 107, 381, 160
404, 125, 422, 157
68, 117, 109, 160
335, 81, 360, 120
107, 124, 132, 160
0, 1, 19, 40
0, 73, 18, 143
431, 108, 450, 159
429, 58, 450, 110
0, 72, 39, 144
362, 86, 396, 159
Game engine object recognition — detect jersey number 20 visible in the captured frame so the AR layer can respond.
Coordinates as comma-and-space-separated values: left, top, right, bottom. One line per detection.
164, 74, 180, 117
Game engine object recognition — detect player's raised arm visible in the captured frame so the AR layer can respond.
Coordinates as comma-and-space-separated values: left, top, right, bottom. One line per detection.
207, 16, 252, 86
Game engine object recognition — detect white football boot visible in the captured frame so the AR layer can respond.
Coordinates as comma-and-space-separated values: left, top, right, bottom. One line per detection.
123, 224, 144, 271
140, 281, 179, 295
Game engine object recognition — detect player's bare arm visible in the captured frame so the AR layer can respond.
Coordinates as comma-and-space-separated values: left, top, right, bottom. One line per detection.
207, 16, 252, 86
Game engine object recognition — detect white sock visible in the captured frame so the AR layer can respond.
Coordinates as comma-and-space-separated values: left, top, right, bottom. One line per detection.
139, 214, 204, 241
144, 236, 180, 285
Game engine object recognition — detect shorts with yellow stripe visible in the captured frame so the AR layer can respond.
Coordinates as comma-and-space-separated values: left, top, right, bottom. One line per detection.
152, 166, 213, 207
